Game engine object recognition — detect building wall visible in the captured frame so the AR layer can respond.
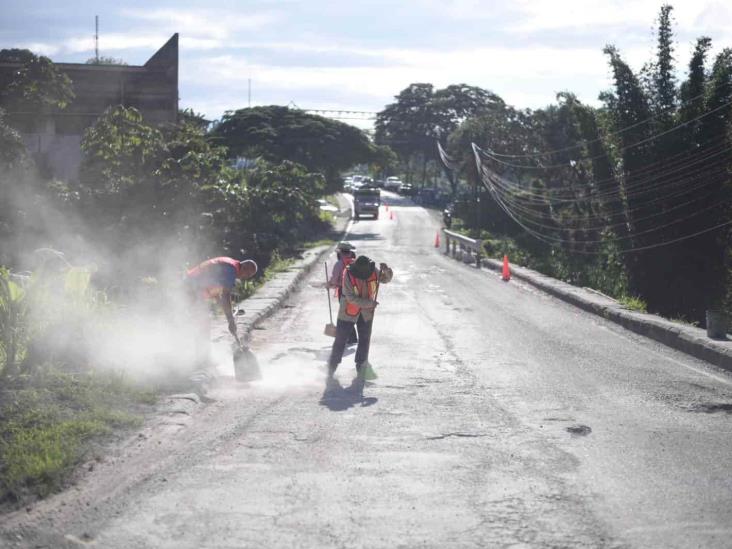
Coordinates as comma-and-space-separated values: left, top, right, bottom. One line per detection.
0, 34, 178, 182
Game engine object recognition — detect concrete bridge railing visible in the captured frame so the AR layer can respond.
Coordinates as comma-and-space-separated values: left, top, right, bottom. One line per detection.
442, 229, 483, 268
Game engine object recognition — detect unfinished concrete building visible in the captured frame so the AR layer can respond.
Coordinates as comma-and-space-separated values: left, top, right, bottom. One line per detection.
0, 34, 178, 181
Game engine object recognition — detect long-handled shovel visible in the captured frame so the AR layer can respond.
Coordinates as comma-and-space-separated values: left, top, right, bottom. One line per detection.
324, 262, 337, 337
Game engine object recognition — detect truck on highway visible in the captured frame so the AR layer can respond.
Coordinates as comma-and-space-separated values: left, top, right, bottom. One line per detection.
353, 188, 381, 220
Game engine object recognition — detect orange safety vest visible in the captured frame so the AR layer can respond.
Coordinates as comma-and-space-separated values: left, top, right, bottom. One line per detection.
345, 270, 378, 317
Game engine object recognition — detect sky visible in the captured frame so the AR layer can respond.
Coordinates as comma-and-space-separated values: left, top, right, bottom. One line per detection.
2, 0, 732, 131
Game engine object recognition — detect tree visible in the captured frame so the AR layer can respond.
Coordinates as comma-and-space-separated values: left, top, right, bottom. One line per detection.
211, 106, 374, 193
375, 83, 504, 185
0, 49, 74, 111
85, 56, 127, 65
0, 108, 24, 166
652, 5, 677, 126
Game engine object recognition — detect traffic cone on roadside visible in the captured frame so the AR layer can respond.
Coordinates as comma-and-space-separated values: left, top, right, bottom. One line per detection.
390, 210, 394, 220
434, 231, 441, 248
502, 255, 511, 281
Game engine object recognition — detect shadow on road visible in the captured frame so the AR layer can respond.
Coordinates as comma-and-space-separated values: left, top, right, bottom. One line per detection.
319, 377, 378, 411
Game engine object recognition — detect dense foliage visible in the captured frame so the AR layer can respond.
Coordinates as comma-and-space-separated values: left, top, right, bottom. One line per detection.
212, 105, 375, 194
375, 83, 504, 190
392, 5, 732, 323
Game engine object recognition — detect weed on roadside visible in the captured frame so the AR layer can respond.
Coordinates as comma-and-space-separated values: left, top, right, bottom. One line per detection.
0, 368, 156, 507
618, 295, 648, 313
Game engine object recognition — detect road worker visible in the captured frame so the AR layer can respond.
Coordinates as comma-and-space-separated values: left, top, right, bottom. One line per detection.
328, 255, 393, 379
328, 241, 358, 344
185, 257, 258, 365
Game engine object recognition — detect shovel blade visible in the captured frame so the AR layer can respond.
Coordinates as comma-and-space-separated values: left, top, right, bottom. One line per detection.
233, 346, 261, 382
324, 323, 337, 337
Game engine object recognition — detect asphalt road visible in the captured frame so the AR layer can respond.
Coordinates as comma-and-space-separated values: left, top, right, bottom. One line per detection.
4, 192, 732, 548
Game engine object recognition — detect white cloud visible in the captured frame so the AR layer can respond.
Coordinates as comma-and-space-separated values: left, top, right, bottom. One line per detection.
120, 8, 279, 40
181, 44, 620, 121
62, 33, 170, 55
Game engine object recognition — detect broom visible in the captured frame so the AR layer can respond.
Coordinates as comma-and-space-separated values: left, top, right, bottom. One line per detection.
324, 262, 337, 337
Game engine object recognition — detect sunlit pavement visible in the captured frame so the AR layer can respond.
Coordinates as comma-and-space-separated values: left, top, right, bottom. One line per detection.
4, 192, 732, 548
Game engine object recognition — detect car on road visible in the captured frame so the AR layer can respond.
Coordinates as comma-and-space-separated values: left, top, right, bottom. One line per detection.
353, 188, 381, 219
397, 183, 417, 196
384, 177, 403, 191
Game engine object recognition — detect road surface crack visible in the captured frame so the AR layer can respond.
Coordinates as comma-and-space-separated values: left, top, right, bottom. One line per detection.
426, 432, 489, 440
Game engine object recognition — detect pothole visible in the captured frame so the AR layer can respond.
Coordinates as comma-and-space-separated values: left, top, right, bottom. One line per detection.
566, 424, 592, 436
688, 403, 732, 414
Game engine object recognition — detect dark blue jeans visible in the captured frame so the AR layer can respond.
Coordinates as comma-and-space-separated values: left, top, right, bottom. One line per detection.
328, 315, 373, 371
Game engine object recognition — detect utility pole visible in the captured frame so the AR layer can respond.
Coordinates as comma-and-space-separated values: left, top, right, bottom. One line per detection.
94, 15, 99, 62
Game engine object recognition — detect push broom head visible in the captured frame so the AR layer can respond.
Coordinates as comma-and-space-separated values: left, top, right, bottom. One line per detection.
324, 323, 337, 337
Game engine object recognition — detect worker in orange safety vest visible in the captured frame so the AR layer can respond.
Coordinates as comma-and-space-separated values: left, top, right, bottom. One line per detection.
328, 241, 358, 344
327, 254, 393, 379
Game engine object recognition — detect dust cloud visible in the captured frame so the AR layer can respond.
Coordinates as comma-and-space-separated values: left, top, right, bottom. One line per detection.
2, 171, 222, 385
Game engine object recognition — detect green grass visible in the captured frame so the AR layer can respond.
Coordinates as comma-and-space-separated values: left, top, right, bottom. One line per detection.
618, 295, 648, 312
0, 369, 155, 505
262, 250, 295, 282
302, 237, 336, 249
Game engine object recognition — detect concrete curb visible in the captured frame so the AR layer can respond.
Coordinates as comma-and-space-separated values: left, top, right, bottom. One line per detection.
233, 193, 352, 342
474, 256, 732, 372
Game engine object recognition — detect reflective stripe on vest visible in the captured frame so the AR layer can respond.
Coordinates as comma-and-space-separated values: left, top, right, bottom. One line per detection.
345, 271, 378, 317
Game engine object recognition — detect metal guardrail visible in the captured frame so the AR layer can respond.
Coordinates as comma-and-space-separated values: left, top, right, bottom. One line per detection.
442, 229, 483, 268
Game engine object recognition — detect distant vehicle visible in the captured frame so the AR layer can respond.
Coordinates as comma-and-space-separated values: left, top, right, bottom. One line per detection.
350, 174, 366, 191
398, 183, 416, 196
353, 188, 381, 220
384, 177, 403, 191
373, 179, 385, 188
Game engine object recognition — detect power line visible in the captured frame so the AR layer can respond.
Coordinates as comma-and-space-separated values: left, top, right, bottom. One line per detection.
480, 97, 732, 170
487, 78, 732, 160
472, 143, 732, 255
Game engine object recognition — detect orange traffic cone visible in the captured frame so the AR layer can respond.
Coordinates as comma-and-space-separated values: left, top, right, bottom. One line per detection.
434, 231, 441, 248
390, 211, 394, 220
502, 255, 511, 281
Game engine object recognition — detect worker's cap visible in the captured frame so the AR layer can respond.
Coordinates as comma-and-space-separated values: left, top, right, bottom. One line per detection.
337, 241, 355, 252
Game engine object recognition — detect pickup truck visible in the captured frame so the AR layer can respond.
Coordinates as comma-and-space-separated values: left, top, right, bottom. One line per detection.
353, 188, 381, 220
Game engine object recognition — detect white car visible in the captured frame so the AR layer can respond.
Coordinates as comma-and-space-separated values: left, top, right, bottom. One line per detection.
384, 177, 403, 191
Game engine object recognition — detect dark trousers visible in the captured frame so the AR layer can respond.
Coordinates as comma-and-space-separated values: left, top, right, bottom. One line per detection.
338, 297, 358, 342
329, 316, 373, 370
